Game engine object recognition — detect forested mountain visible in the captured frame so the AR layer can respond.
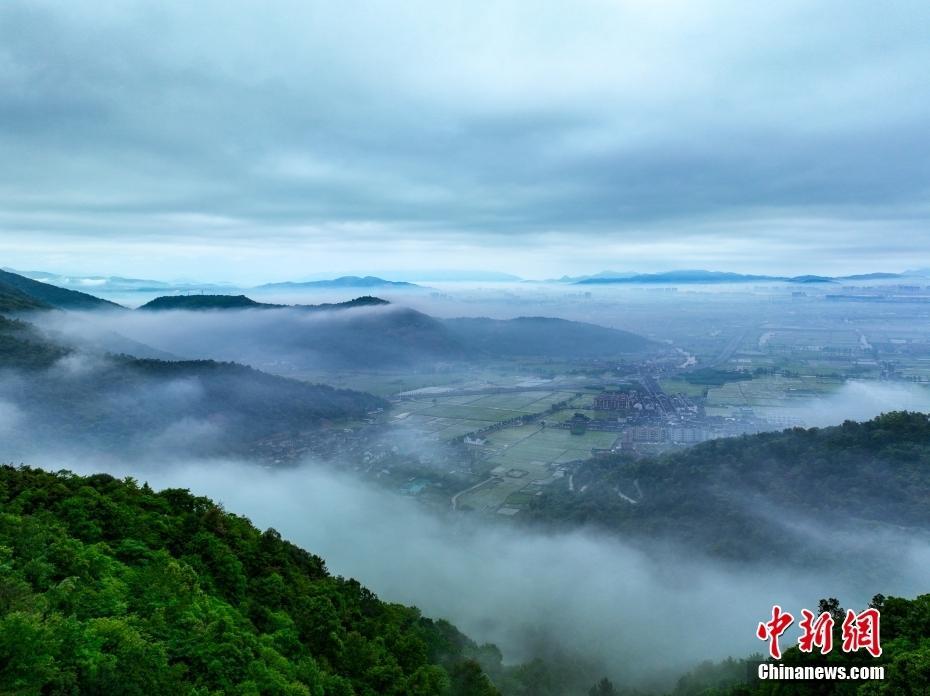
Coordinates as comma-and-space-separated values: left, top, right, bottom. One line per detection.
0, 286, 51, 313
126, 296, 660, 369
0, 315, 69, 368
0, 315, 385, 459
138, 295, 390, 312
141, 295, 271, 310
0, 465, 501, 695
0, 268, 122, 310
528, 412, 930, 565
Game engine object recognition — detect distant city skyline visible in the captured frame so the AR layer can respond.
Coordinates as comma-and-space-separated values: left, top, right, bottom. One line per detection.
2, 1, 929, 282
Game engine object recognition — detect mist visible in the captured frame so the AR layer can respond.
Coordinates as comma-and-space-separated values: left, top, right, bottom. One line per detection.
793, 380, 930, 427
27, 454, 930, 690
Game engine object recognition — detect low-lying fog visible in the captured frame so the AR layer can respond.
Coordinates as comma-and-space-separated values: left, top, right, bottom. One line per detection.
33, 456, 930, 689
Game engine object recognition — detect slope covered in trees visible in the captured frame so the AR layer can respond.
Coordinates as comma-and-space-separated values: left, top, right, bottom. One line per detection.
138, 294, 390, 312
0, 465, 500, 695
528, 412, 930, 564
0, 315, 386, 459
0, 268, 122, 310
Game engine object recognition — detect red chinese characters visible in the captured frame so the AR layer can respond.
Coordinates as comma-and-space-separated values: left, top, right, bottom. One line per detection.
842, 608, 882, 657
757, 605, 794, 659
798, 609, 834, 654
757, 605, 881, 658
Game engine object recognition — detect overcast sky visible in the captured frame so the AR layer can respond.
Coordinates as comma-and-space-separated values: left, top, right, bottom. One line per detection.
2, 0, 929, 282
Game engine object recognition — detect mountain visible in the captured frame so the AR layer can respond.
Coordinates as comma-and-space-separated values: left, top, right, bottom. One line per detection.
787, 274, 836, 283
0, 268, 122, 310
125, 297, 661, 368
576, 270, 775, 284
138, 294, 390, 312
0, 315, 386, 459
443, 316, 659, 358
0, 465, 502, 695
838, 272, 905, 280
529, 411, 930, 568
0, 286, 51, 313
550, 271, 639, 283
0, 315, 70, 369
573, 269, 905, 285
3, 268, 241, 294
140, 294, 272, 311
398, 270, 522, 282
259, 275, 422, 290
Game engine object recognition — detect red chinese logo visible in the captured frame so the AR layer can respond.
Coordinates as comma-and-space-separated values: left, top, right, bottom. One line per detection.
757, 605, 881, 658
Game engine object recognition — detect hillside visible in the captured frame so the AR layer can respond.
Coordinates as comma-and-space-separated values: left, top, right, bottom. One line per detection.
528, 412, 930, 565
0, 316, 386, 459
0, 315, 70, 368
0, 286, 51, 313
443, 316, 658, 357
140, 294, 272, 311
0, 465, 500, 695
139, 294, 390, 313
0, 268, 122, 310
127, 299, 659, 369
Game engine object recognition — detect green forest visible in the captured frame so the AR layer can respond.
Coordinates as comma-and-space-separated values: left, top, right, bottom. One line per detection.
0, 465, 503, 695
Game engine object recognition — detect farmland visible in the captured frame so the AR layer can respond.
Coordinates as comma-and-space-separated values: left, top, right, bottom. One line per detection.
455, 424, 618, 514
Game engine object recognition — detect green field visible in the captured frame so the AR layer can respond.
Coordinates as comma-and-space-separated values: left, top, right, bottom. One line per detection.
455, 424, 617, 513
392, 389, 581, 440
705, 374, 841, 418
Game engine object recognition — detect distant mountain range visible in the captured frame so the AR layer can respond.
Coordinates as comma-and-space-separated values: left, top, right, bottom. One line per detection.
2, 268, 237, 294
571, 269, 912, 285
257, 276, 422, 290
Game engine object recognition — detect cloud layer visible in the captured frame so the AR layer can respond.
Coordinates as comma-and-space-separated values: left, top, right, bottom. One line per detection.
2, 0, 930, 279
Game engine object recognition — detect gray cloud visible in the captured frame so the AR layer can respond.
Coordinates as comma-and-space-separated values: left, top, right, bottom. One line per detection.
1, 0, 929, 279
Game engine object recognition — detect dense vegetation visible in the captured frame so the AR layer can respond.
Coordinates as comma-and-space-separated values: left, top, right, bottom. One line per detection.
139, 295, 391, 313
0, 465, 503, 695
141, 295, 274, 311
0, 268, 122, 310
0, 286, 51, 313
528, 412, 930, 565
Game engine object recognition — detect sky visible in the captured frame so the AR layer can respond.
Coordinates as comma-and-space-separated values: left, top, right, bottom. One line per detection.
1, 0, 929, 283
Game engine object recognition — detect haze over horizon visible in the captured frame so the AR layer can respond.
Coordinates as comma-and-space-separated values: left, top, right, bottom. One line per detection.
2, 0, 930, 283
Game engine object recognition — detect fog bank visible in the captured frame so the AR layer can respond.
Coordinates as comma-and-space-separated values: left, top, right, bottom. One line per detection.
40, 458, 930, 688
